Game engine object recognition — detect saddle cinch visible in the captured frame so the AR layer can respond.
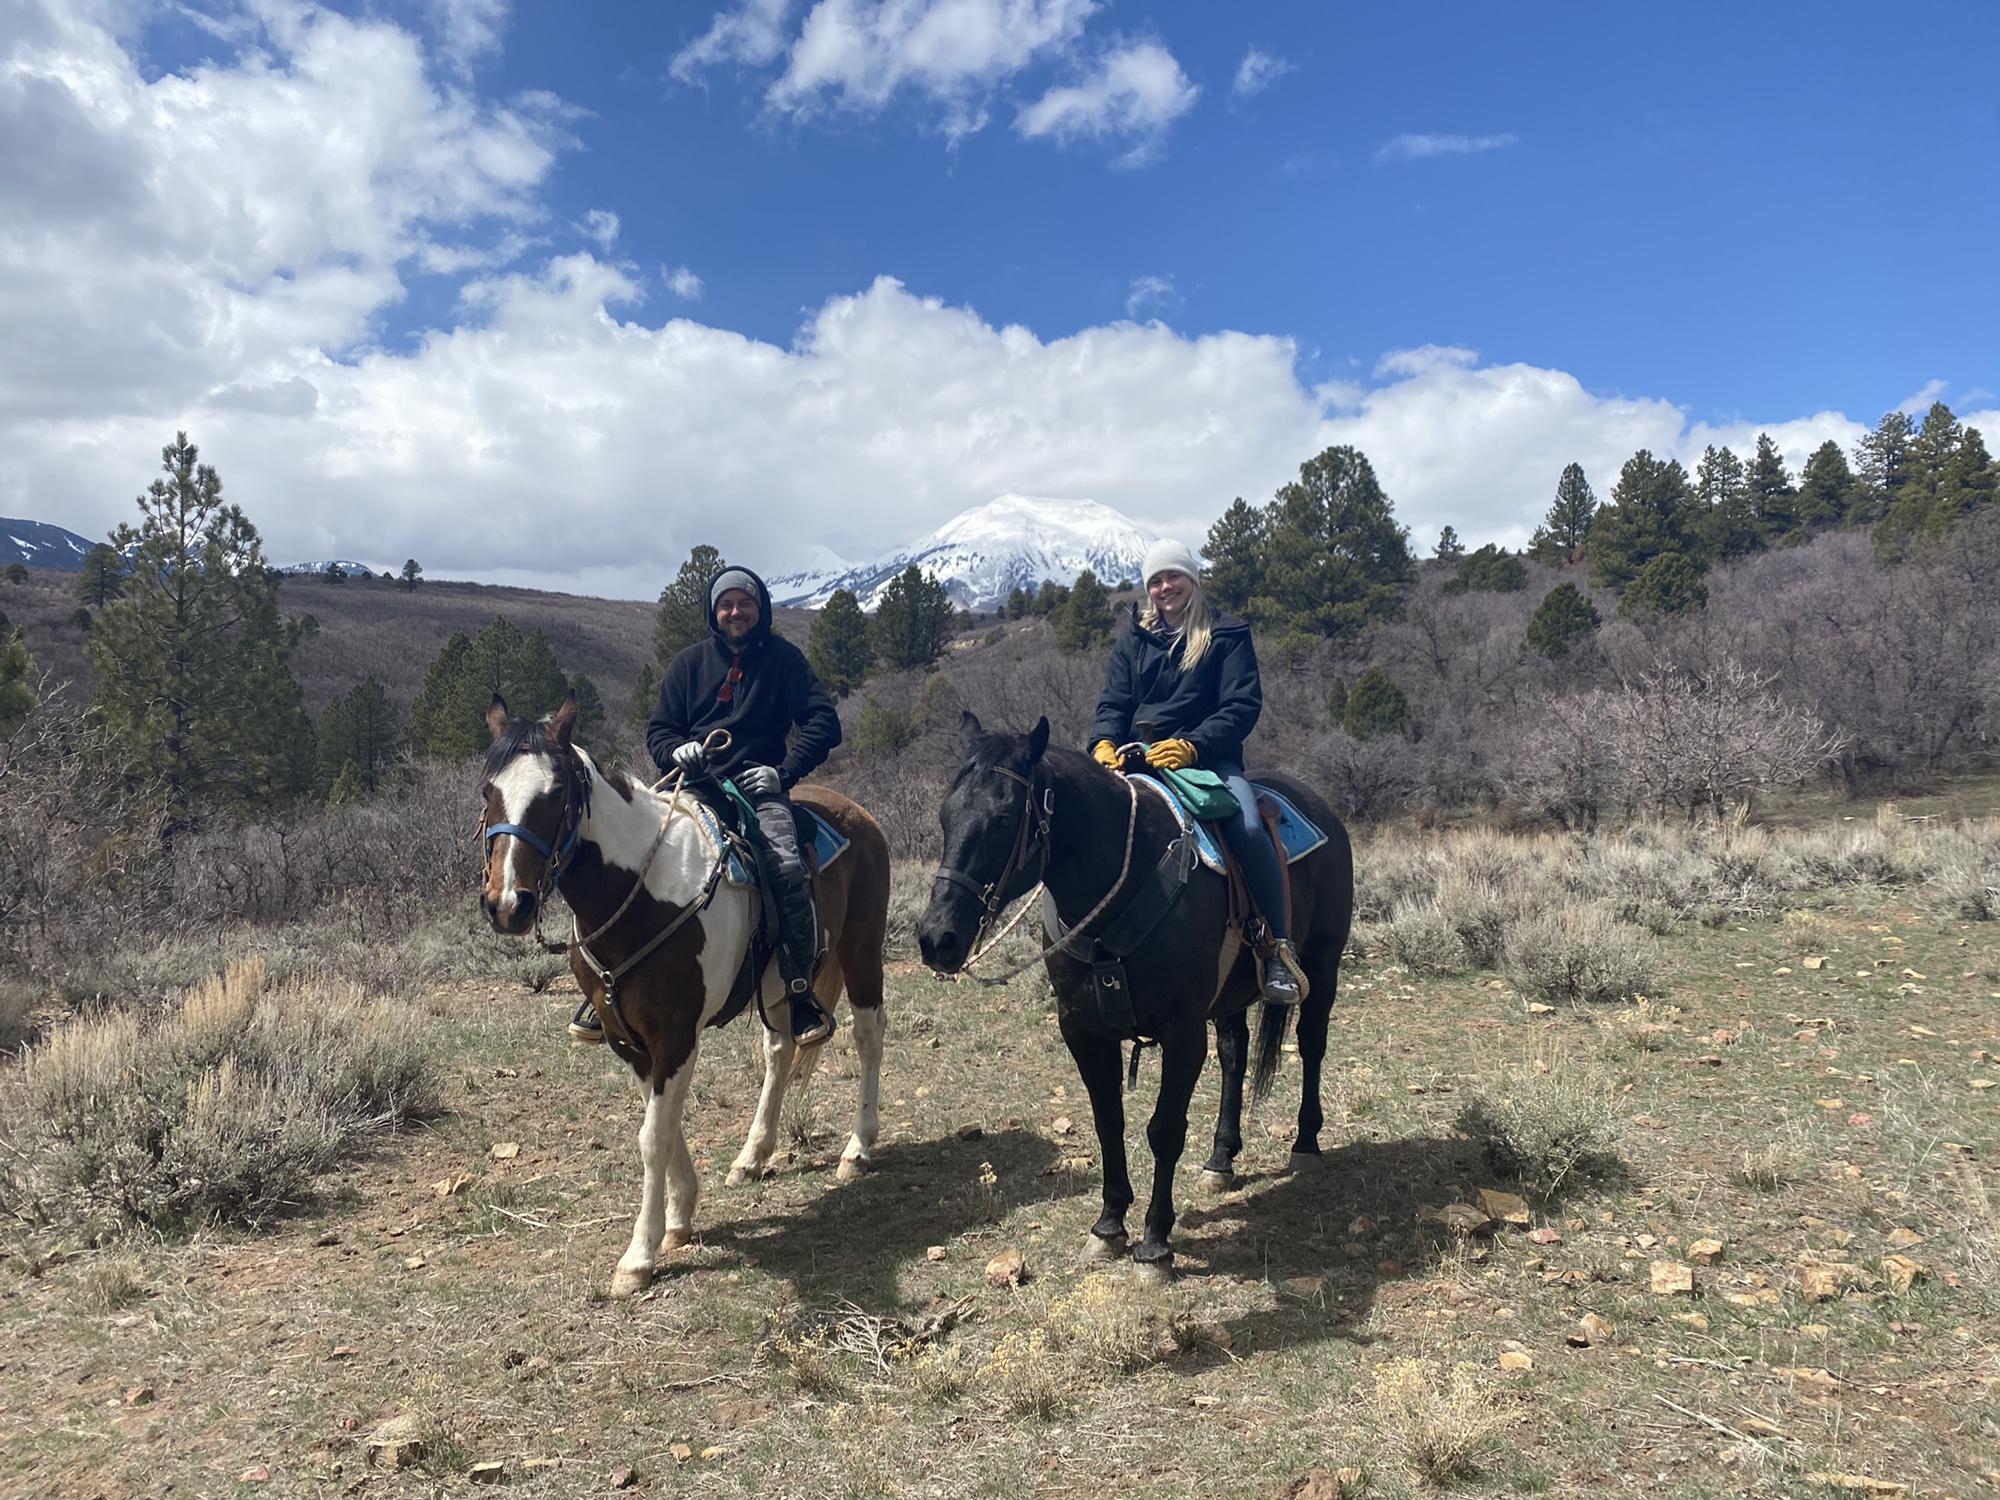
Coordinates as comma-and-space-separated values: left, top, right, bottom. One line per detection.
1041, 769, 1326, 1038
689, 785, 851, 1030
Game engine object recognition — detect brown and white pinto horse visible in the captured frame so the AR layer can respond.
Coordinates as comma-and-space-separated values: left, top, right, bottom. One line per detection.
478, 694, 892, 1297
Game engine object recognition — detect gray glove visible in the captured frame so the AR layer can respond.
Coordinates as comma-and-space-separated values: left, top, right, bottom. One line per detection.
671, 741, 709, 778
737, 764, 782, 799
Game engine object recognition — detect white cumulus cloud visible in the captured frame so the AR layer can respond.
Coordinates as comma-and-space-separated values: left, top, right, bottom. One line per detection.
1231, 45, 1291, 98
1014, 38, 1198, 164
1375, 131, 1520, 165
666, 265, 705, 301
1124, 274, 1176, 318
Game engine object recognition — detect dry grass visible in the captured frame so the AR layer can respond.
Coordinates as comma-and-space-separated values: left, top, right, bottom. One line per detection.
1453, 1045, 1621, 1196
1363, 1357, 1512, 1486
1502, 904, 1661, 1005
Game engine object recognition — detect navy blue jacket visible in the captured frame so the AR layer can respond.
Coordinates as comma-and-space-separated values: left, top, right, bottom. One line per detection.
1090, 603, 1262, 769
646, 566, 841, 790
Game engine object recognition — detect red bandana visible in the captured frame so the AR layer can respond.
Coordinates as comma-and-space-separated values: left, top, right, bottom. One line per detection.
718, 653, 745, 703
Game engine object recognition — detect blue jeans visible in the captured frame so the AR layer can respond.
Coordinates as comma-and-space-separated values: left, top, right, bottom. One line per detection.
1208, 763, 1287, 940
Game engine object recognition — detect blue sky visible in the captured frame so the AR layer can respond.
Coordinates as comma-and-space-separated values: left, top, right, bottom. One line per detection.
8, 0, 1997, 593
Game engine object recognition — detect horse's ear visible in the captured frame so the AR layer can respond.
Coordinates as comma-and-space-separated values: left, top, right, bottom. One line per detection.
551, 691, 579, 747
486, 696, 511, 743
1027, 716, 1050, 762
958, 711, 985, 757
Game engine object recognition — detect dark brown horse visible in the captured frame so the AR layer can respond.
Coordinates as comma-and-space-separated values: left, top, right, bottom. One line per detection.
478, 695, 892, 1296
918, 714, 1353, 1278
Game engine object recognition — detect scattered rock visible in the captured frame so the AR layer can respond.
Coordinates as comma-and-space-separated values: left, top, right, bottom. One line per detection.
1885, 1227, 1925, 1250
1281, 1275, 1326, 1299
1477, 1188, 1531, 1226
1649, 1261, 1695, 1296
367, 1413, 430, 1471
1526, 1227, 1563, 1247
1568, 1312, 1613, 1347
1346, 1215, 1375, 1237
984, 1248, 1027, 1287
1278, 1467, 1363, 1500
1881, 1254, 1927, 1294
1802, 956, 1826, 970
313, 1231, 340, 1247
609, 1464, 637, 1489
712, 1399, 774, 1427
468, 1460, 505, 1484
434, 1172, 474, 1198
1804, 1474, 1906, 1496
239, 1464, 270, 1484
328, 1345, 359, 1360
670, 1442, 693, 1464
403, 1255, 426, 1272
1798, 1263, 1850, 1302
1687, 1238, 1725, 1266
954, 1123, 984, 1141
925, 1245, 947, 1262
1498, 1350, 1533, 1372
1428, 1202, 1494, 1237
700, 1446, 733, 1460
1525, 1002, 1556, 1015
1672, 1312, 1710, 1332
1189, 1393, 1221, 1408
124, 1386, 155, 1406
1694, 1054, 1723, 1067
490, 1142, 520, 1160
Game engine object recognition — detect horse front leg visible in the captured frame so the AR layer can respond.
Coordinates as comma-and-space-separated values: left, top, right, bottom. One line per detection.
612, 1040, 699, 1297
728, 973, 798, 1186
1064, 1020, 1134, 1261
837, 996, 885, 1182
1202, 1009, 1249, 1189
1289, 984, 1336, 1170
1135, 1025, 1207, 1281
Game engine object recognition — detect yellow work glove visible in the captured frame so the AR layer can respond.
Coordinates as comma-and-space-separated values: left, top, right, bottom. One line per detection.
1091, 739, 1125, 771
1144, 738, 1199, 771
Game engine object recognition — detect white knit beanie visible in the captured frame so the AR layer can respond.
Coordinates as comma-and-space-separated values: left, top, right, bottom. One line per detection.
1140, 539, 1200, 587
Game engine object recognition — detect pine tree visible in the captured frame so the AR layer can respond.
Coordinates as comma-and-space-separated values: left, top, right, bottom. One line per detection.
625, 660, 661, 731
85, 433, 313, 841
653, 544, 724, 670
569, 674, 605, 740
1201, 498, 1267, 613
1052, 569, 1113, 654
1525, 583, 1602, 659
77, 543, 124, 608
1034, 579, 1070, 616
1588, 450, 1703, 588
4, 564, 26, 585
870, 567, 956, 671
0, 627, 33, 736
1794, 440, 1855, 532
1434, 525, 1465, 560
807, 587, 874, 697
1529, 463, 1596, 563
1342, 667, 1410, 739
1617, 552, 1707, 618
509, 629, 568, 720
1249, 445, 1414, 637
316, 677, 399, 793
1850, 410, 1915, 526
1444, 543, 1527, 594
1004, 586, 1031, 620
1877, 401, 1997, 550
400, 558, 423, 590
1695, 444, 1760, 559
471, 617, 525, 698
409, 631, 487, 758
1743, 433, 1795, 545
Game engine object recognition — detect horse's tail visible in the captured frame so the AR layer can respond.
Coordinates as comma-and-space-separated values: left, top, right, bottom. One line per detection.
1249, 999, 1292, 1109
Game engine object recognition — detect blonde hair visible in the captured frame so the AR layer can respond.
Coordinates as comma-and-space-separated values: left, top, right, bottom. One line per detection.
1140, 579, 1215, 673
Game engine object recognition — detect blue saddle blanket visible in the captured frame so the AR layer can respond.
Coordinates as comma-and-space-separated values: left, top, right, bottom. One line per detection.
695, 801, 850, 888
1133, 774, 1327, 877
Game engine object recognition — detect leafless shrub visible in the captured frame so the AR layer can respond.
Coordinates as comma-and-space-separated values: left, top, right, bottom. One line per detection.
1454, 1048, 1620, 1196
1364, 1357, 1512, 1486
1381, 900, 1471, 977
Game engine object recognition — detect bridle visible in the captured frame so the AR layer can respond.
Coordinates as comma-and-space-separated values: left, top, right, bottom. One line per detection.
931, 762, 1053, 948
930, 758, 1142, 987
480, 757, 592, 905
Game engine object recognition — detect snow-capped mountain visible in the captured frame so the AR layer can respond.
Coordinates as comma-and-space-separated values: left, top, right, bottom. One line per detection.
1, 517, 93, 571
278, 560, 379, 578
763, 544, 858, 605
773, 496, 1158, 611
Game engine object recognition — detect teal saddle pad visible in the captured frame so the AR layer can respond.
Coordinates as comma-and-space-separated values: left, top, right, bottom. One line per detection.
694, 795, 850, 888
1133, 774, 1327, 876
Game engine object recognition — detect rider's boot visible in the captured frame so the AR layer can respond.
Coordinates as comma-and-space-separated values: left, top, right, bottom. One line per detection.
568, 997, 605, 1043
1259, 939, 1306, 1005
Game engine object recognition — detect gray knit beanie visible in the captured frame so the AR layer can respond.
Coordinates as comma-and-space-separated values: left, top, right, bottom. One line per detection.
1140, 539, 1200, 587
709, 568, 758, 612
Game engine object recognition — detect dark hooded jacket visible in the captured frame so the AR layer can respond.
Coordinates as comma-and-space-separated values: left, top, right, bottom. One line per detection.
646, 566, 841, 789
1089, 602, 1262, 769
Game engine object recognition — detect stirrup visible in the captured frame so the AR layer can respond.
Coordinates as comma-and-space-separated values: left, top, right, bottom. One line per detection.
1261, 940, 1309, 1003
787, 983, 835, 1045
568, 998, 606, 1044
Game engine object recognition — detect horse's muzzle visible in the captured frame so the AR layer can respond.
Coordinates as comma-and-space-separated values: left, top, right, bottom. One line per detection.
915, 898, 966, 973
482, 887, 539, 936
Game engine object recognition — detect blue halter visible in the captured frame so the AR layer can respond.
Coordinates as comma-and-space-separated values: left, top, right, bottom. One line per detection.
484, 770, 591, 891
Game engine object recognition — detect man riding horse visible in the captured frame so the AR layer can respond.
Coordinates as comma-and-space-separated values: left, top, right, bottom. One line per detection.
568, 563, 841, 1046
1090, 539, 1305, 1004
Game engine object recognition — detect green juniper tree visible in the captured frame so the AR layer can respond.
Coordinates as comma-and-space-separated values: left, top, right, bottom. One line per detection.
568, 673, 605, 740
77, 543, 125, 608
400, 558, 423, 590
870, 567, 955, 671
1444, 543, 1527, 594
409, 631, 486, 758
1200, 498, 1267, 612
1794, 440, 1856, 534
807, 587, 875, 698
1850, 410, 1915, 526
509, 629, 568, 721
85, 433, 313, 843
1342, 667, 1411, 740
1695, 444, 1760, 560
1618, 551, 1708, 618
315, 677, 399, 794
1588, 450, 1704, 589
1434, 525, 1465, 561
1052, 569, 1113, 654
1236, 446, 1414, 638
1528, 463, 1597, 563
654, 545, 724, 671
1525, 583, 1602, 659
1744, 433, 1795, 546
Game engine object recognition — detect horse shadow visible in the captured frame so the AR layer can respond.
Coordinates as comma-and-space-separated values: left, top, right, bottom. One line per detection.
687, 1127, 1090, 1308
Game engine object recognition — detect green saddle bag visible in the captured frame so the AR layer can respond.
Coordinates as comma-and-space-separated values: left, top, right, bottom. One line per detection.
1151, 764, 1240, 822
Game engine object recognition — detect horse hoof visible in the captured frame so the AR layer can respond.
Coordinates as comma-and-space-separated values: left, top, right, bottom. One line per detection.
1130, 1257, 1175, 1287
1079, 1232, 1128, 1265
1286, 1151, 1324, 1174
1198, 1169, 1236, 1194
835, 1154, 872, 1183
609, 1264, 654, 1298
661, 1228, 691, 1252
725, 1162, 770, 1188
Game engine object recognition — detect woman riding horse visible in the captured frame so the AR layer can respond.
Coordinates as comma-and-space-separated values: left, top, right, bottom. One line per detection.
1091, 539, 1304, 1003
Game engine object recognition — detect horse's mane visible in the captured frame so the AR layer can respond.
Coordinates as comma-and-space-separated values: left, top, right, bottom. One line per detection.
482, 718, 558, 779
